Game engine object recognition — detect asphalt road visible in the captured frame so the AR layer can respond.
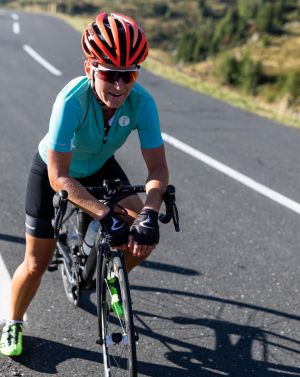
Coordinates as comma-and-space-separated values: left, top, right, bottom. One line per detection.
1, 10, 300, 377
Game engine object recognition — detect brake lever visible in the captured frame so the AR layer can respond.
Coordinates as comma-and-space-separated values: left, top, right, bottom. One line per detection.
159, 185, 180, 232
52, 190, 68, 238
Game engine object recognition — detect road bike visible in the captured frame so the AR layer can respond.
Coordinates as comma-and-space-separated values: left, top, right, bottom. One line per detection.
48, 179, 179, 376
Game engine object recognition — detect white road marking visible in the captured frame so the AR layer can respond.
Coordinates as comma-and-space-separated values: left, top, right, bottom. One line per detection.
11, 13, 19, 21
13, 22, 20, 34
23, 44, 62, 77
162, 132, 300, 215
0, 253, 27, 325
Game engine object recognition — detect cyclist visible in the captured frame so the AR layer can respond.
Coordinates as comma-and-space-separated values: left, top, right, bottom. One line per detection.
0, 12, 168, 357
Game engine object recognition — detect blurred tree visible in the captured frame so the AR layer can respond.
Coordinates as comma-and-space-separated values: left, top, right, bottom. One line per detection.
283, 0, 298, 11
212, 8, 239, 50
219, 54, 239, 85
237, 0, 258, 20
177, 31, 198, 62
219, 53, 263, 95
65, 0, 75, 14
285, 71, 300, 103
273, 0, 285, 29
197, 0, 210, 17
255, 2, 273, 33
176, 17, 214, 62
153, 3, 169, 17
238, 54, 262, 94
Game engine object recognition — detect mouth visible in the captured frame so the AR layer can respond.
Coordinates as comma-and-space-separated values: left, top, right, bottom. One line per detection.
108, 92, 123, 98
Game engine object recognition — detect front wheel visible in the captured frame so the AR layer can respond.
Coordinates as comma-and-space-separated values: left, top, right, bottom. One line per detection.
97, 248, 137, 377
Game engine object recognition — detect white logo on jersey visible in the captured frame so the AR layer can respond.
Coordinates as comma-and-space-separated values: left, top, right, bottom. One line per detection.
119, 116, 130, 127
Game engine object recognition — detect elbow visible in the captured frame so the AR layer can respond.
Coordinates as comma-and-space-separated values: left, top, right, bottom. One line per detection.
49, 175, 60, 193
48, 173, 69, 193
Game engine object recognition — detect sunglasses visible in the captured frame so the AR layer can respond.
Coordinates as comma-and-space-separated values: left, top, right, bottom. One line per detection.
91, 65, 140, 84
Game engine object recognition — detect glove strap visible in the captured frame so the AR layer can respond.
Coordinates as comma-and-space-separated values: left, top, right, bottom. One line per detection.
140, 208, 158, 220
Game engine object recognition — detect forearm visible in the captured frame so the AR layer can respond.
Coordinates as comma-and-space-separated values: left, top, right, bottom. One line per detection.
47, 149, 109, 220
144, 166, 169, 212
50, 176, 109, 220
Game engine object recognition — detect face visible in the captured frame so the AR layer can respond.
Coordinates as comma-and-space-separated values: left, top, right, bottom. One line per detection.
84, 61, 138, 109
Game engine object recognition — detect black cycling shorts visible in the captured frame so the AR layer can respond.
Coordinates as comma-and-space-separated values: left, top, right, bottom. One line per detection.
25, 151, 131, 239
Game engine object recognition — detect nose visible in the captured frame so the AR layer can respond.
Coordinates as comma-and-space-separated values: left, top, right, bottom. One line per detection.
113, 78, 126, 90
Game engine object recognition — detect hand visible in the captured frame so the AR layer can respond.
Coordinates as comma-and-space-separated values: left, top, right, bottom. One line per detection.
99, 210, 130, 248
129, 208, 159, 257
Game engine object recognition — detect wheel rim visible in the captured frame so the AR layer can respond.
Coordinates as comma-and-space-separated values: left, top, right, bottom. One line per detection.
60, 263, 79, 306
98, 255, 137, 376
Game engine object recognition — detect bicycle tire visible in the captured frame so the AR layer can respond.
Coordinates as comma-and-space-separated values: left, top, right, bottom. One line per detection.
60, 261, 80, 306
97, 248, 137, 377
59, 203, 81, 306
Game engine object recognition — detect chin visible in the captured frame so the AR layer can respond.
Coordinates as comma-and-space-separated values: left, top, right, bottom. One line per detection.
107, 99, 124, 108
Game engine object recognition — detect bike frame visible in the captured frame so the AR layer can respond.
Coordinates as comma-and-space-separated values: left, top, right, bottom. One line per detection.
51, 180, 179, 290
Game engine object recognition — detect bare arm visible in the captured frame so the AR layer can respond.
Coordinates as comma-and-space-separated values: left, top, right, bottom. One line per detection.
47, 149, 110, 220
128, 144, 168, 256
142, 144, 169, 212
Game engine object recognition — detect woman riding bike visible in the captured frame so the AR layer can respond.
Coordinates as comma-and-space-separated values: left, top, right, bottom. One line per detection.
0, 12, 168, 357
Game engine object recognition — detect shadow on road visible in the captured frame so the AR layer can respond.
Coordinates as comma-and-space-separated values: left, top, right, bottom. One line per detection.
61, 281, 300, 376
14, 336, 102, 374
10, 335, 209, 376
131, 285, 300, 377
76, 259, 200, 316
140, 259, 200, 276
75, 283, 300, 376
13, 313, 300, 377
134, 315, 300, 376
0, 233, 25, 244
9, 270, 300, 376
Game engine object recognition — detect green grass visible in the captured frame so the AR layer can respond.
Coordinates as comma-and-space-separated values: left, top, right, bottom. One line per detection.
143, 51, 300, 128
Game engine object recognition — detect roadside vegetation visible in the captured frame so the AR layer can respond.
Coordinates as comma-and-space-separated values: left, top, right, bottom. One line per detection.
2, 0, 300, 128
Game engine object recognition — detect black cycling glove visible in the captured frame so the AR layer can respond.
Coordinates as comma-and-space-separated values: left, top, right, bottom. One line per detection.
129, 209, 159, 245
99, 210, 130, 247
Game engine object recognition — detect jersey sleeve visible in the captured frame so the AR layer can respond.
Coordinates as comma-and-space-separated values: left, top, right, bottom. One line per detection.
135, 97, 163, 149
46, 94, 82, 152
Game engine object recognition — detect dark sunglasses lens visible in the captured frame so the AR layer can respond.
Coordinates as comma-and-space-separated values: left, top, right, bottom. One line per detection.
98, 71, 117, 83
98, 70, 138, 83
120, 71, 139, 83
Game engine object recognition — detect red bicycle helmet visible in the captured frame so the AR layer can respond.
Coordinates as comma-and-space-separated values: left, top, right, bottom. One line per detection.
82, 12, 149, 67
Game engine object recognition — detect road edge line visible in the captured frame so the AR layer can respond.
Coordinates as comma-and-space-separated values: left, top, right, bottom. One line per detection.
162, 132, 300, 215
23, 44, 62, 77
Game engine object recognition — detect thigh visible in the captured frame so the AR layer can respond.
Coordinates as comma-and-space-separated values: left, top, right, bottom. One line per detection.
25, 154, 141, 237
116, 195, 143, 225
25, 152, 56, 238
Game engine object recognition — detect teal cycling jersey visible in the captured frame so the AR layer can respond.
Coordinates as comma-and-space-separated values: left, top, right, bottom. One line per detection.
38, 76, 163, 178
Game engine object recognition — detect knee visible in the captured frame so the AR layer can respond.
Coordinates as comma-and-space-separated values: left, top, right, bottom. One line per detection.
24, 258, 48, 279
23, 237, 56, 279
